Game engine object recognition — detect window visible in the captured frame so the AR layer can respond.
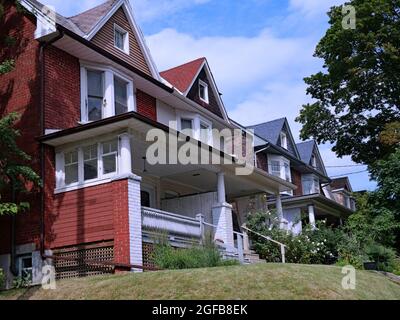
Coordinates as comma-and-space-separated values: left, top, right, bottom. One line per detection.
302, 174, 320, 195
83, 144, 98, 181
268, 155, 291, 182
199, 80, 209, 103
81, 66, 134, 122
114, 77, 128, 115
220, 136, 225, 152
87, 70, 104, 121
19, 255, 32, 280
311, 154, 317, 168
64, 150, 78, 185
101, 140, 118, 175
141, 191, 150, 207
280, 132, 288, 149
114, 24, 129, 53
271, 160, 281, 177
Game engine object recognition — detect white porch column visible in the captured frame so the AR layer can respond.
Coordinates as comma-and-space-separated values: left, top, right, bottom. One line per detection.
212, 172, 234, 249
119, 133, 132, 175
308, 204, 316, 229
128, 175, 143, 272
217, 172, 226, 204
275, 193, 285, 229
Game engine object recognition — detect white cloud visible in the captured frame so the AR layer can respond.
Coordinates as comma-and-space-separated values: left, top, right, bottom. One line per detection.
131, 0, 211, 23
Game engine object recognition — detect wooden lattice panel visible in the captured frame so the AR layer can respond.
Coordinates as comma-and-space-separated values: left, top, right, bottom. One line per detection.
53, 242, 114, 280
142, 242, 155, 271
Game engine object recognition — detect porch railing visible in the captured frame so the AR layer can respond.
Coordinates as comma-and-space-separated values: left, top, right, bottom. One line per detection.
141, 207, 201, 238
241, 226, 287, 263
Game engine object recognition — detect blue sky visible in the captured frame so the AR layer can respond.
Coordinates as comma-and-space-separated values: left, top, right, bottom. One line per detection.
44, 0, 375, 191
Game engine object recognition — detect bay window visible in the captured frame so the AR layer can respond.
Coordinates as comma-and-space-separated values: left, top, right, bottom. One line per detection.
81, 65, 135, 122
268, 155, 291, 182
302, 174, 320, 195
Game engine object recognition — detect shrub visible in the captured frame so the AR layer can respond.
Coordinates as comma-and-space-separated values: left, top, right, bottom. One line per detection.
364, 243, 397, 272
0, 268, 4, 289
152, 242, 238, 270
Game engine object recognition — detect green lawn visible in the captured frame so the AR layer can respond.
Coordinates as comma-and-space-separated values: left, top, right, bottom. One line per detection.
1, 263, 400, 300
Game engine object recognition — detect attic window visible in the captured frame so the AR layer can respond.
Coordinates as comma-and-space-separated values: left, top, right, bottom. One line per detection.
199, 80, 209, 103
311, 154, 317, 168
114, 24, 129, 54
280, 131, 288, 149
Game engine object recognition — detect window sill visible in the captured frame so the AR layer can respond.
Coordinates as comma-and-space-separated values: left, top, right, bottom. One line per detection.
54, 177, 113, 194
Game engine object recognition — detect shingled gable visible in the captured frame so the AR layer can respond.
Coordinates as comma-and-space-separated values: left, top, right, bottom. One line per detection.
296, 140, 328, 176
160, 58, 229, 121
248, 118, 300, 159
67, 0, 159, 78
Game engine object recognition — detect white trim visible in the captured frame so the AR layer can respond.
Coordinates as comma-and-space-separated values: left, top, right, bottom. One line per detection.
176, 111, 213, 146
80, 62, 135, 123
198, 79, 209, 104
85, 0, 160, 80
180, 60, 230, 123
141, 183, 156, 208
280, 131, 288, 150
113, 23, 130, 54
268, 155, 291, 183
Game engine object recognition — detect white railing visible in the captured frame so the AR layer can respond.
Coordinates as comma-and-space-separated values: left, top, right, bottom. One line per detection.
241, 226, 287, 263
141, 207, 201, 238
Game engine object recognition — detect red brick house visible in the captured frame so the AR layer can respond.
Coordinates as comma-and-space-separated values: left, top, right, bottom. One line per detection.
0, 0, 355, 287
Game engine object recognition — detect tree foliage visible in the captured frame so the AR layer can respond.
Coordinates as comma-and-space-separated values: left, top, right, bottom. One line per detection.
296, 0, 400, 165
0, 113, 41, 215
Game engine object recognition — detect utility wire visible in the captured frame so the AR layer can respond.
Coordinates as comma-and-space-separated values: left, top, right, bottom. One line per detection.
329, 169, 369, 178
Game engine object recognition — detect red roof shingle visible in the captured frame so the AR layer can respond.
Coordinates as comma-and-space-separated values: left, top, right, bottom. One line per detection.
160, 57, 206, 93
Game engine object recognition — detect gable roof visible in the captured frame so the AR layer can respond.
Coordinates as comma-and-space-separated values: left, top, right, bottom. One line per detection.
160, 58, 206, 93
296, 140, 315, 164
68, 0, 117, 34
331, 177, 353, 192
247, 118, 286, 145
24, 0, 160, 79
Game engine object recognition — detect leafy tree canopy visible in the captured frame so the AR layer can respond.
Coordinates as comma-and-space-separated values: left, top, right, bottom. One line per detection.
296, 0, 400, 165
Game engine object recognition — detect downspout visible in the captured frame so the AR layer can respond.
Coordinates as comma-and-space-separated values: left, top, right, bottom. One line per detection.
38, 29, 64, 259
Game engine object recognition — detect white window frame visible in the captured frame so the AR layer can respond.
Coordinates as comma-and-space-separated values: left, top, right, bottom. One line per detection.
18, 254, 33, 280
302, 174, 320, 195
100, 140, 119, 178
55, 135, 123, 193
280, 131, 288, 149
80, 63, 135, 124
198, 79, 209, 104
311, 154, 317, 168
113, 23, 129, 54
176, 112, 213, 146
268, 155, 291, 182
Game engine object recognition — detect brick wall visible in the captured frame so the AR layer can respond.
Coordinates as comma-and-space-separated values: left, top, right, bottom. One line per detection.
291, 169, 303, 196
137, 89, 157, 121
0, 3, 41, 254
44, 45, 81, 130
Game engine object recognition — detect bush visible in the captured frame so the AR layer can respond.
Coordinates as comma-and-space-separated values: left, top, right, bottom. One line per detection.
152, 242, 238, 270
364, 243, 397, 272
0, 268, 4, 289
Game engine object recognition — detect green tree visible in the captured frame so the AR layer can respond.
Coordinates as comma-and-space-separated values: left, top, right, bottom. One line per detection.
0, 112, 41, 215
296, 0, 400, 165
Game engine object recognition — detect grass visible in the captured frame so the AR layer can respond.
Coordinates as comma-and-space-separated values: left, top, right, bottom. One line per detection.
1, 263, 400, 300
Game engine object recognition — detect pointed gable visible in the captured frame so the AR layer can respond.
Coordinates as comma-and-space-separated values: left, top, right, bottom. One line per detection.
160, 58, 228, 120
297, 140, 327, 176
160, 58, 205, 93
90, 6, 152, 76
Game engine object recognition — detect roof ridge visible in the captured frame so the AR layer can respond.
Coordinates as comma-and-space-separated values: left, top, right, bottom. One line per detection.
247, 117, 286, 128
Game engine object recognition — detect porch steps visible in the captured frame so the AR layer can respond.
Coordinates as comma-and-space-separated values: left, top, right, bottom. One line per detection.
244, 250, 265, 264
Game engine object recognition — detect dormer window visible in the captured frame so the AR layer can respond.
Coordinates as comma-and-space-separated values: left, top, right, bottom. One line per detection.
311, 154, 317, 168
199, 80, 209, 103
114, 24, 129, 54
280, 131, 288, 149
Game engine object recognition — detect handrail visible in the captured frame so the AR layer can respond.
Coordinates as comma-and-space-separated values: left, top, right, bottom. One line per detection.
241, 225, 286, 263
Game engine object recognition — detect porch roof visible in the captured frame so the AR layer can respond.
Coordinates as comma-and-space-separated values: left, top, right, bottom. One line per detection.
39, 111, 296, 196
268, 194, 353, 217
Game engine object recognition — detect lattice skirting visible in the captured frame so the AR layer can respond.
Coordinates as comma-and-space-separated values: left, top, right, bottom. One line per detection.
142, 242, 155, 271
53, 241, 114, 280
